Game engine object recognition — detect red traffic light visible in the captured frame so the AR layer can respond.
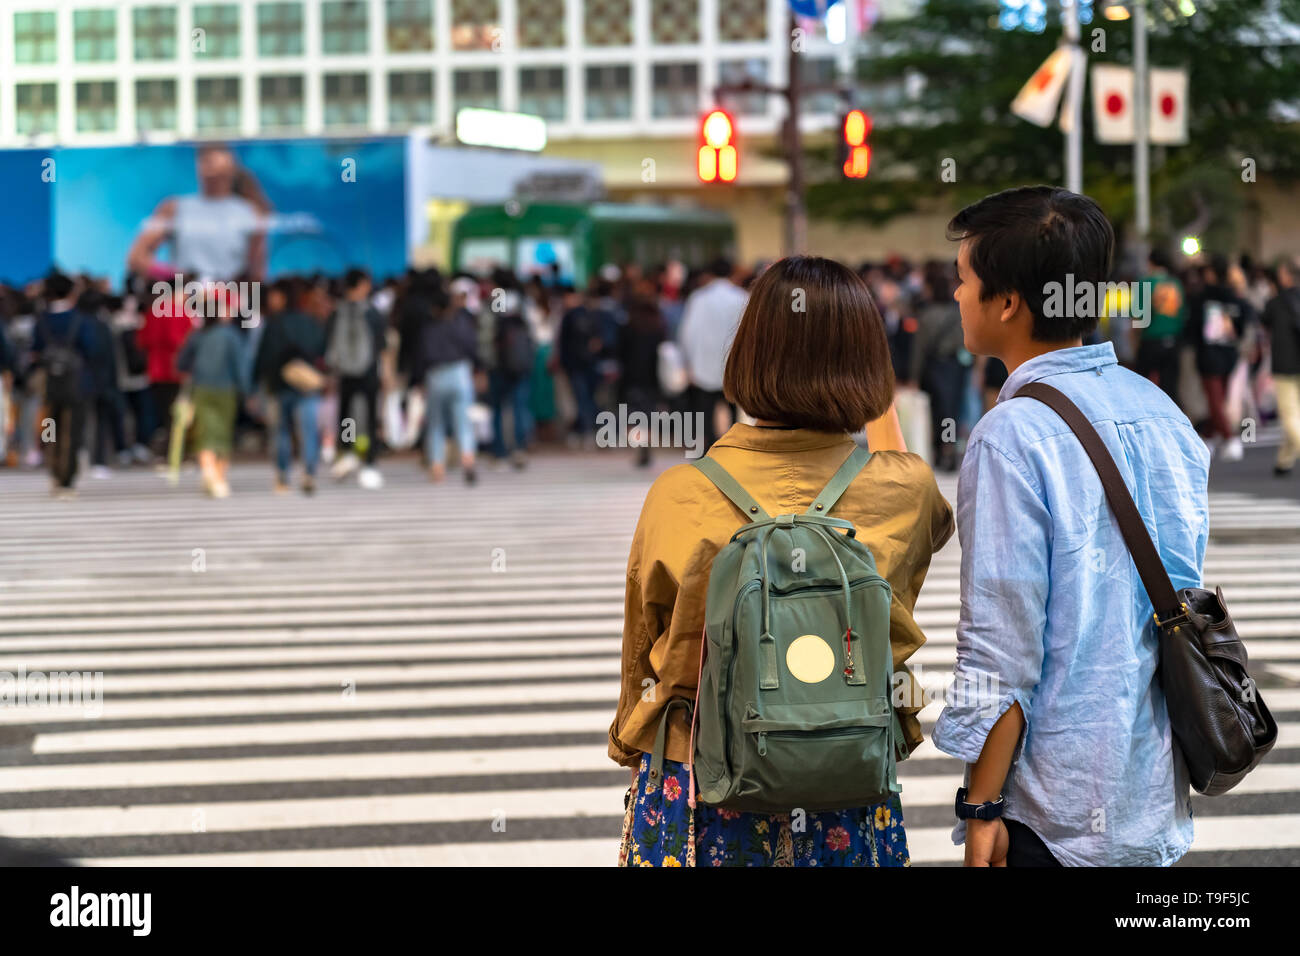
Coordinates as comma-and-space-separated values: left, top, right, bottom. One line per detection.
699, 109, 737, 183
842, 109, 871, 179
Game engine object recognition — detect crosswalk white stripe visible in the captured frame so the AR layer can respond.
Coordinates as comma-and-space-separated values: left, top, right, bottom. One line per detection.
0, 681, 624, 724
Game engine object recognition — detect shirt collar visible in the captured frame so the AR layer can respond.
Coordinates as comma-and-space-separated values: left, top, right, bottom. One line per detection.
710, 422, 854, 453
997, 342, 1118, 405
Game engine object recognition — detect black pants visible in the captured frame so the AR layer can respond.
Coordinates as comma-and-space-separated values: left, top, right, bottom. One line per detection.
686, 385, 733, 452
1005, 818, 1062, 867
91, 391, 126, 466
149, 382, 181, 452
1135, 338, 1182, 407
338, 375, 379, 465
46, 401, 85, 488
922, 358, 968, 470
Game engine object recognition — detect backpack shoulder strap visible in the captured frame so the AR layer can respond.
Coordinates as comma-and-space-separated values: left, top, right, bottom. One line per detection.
691, 455, 771, 520
806, 444, 872, 516
1014, 381, 1184, 623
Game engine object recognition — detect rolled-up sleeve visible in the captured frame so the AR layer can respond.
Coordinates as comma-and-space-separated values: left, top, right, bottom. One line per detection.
932, 437, 1049, 763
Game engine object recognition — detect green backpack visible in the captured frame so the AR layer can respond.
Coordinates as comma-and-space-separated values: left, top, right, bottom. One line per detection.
648, 445, 904, 814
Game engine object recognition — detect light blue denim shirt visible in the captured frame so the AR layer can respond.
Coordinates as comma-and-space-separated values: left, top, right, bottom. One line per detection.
932, 342, 1209, 866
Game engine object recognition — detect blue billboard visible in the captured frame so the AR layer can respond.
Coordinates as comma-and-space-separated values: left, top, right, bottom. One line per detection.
3, 137, 408, 286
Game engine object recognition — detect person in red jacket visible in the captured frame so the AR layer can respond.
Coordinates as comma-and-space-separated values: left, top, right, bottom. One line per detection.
136, 281, 197, 452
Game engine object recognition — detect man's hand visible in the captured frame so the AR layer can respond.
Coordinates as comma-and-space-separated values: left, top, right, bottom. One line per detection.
964, 818, 1009, 867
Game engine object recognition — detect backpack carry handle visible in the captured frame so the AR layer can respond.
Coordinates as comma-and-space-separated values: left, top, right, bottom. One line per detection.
730, 513, 856, 542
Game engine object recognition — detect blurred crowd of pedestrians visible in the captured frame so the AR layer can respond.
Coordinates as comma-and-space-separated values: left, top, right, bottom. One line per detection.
1, 244, 1297, 497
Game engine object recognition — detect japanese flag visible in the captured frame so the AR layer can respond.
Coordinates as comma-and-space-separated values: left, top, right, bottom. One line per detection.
1092, 63, 1135, 144
1149, 67, 1189, 145
1012, 46, 1074, 128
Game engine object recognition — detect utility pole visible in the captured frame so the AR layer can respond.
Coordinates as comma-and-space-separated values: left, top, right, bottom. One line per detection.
785, 11, 807, 256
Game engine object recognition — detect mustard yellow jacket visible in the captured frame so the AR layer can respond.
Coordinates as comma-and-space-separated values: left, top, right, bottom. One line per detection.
609, 423, 955, 769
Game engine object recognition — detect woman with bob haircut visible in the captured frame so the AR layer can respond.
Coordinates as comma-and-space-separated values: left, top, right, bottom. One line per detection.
611, 255, 955, 867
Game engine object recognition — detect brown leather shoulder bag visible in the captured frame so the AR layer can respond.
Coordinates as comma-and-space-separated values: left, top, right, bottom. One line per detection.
1015, 381, 1277, 796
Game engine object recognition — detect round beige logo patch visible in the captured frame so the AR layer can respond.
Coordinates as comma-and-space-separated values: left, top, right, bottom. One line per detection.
785, 634, 835, 684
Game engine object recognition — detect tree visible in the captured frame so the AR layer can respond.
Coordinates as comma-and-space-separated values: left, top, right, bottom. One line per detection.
806, 0, 1300, 256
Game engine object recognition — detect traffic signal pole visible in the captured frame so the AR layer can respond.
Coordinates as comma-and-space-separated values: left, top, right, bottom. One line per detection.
712, 12, 846, 257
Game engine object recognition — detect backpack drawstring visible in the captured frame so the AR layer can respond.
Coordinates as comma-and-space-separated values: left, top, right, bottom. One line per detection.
687, 622, 707, 810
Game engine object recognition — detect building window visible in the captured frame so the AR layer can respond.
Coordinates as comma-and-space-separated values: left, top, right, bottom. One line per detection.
322, 1, 369, 54
585, 65, 631, 121
259, 75, 304, 130
451, 0, 499, 51
324, 72, 369, 127
651, 0, 699, 45
14, 12, 57, 64
719, 0, 767, 42
135, 79, 177, 132
386, 0, 433, 52
388, 71, 434, 126
196, 76, 241, 132
133, 7, 178, 61
193, 4, 240, 58
73, 9, 116, 62
584, 0, 632, 45
15, 83, 57, 136
76, 80, 117, 133
453, 69, 500, 113
652, 63, 698, 118
718, 58, 768, 116
517, 0, 564, 48
257, 2, 304, 56
519, 67, 565, 123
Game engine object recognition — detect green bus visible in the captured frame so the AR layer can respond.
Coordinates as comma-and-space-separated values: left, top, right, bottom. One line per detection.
450, 202, 736, 286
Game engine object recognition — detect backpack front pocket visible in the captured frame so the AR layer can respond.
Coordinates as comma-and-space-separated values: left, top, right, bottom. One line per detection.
728, 698, 896, 813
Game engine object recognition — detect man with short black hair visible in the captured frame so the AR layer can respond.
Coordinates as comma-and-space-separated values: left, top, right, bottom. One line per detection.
932, 186, 1209, 867
31, 272, 98, 497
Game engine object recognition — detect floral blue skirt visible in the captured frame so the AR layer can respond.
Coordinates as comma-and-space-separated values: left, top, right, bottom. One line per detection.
618, 752, 910, 867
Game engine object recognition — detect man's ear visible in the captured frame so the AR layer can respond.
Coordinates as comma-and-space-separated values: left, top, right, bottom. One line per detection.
999, 291, 1023, 325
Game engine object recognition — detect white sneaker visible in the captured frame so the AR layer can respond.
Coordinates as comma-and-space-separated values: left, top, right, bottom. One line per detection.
89, 465, 112, 480
1221, 437, 1244, 462
131, 444, 152, 464
358, 466, 384, 490
331, 453, 361, 480
1203, 436, 1220, 460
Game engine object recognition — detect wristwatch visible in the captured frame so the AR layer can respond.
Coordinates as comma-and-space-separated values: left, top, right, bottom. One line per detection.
954, 786, 1005, 820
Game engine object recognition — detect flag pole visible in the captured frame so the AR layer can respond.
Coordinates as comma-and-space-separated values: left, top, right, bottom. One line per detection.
1063, 0, 1084, 192
1133, 0, 1151, 267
